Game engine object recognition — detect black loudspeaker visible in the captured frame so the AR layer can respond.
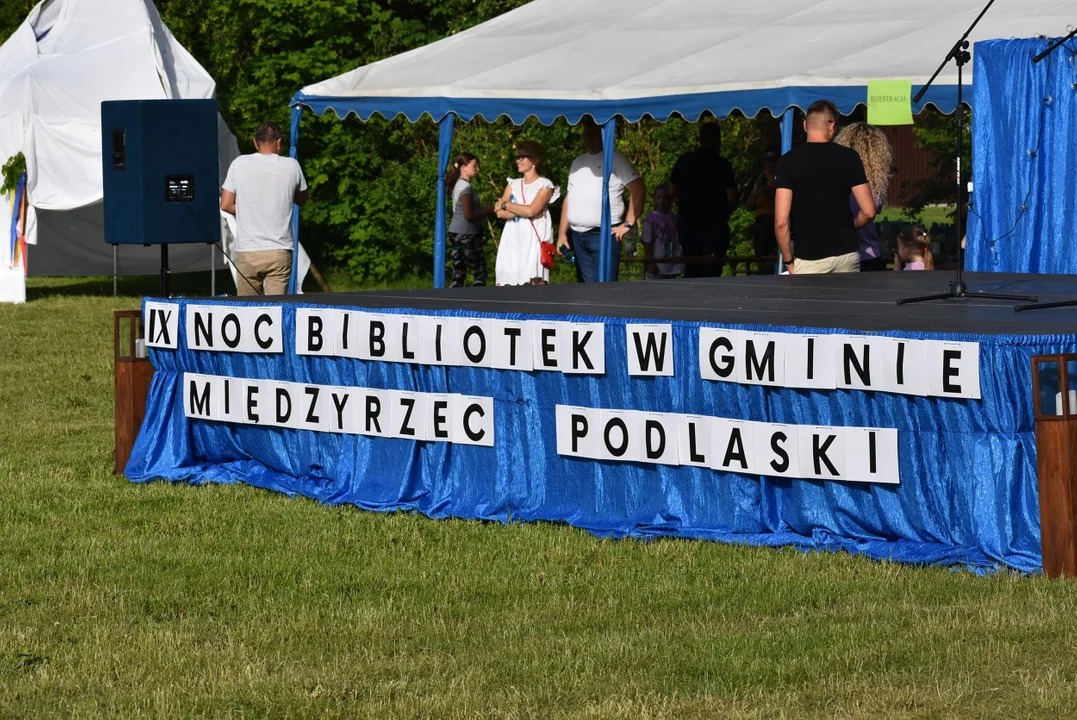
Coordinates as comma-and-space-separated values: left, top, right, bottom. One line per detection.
101, 99, 220, 246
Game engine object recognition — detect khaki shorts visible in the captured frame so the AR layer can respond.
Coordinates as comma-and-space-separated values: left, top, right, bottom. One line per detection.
235, 250, 293, 296
794, 251, 860, 275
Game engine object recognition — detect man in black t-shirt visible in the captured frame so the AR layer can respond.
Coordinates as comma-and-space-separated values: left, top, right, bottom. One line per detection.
773, 100, 876, 274
670, 123, 738, 278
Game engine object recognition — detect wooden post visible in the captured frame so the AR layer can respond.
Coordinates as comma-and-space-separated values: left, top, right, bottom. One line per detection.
114, 311, 155, 476
1031, 354, 1077, 577
306, 259, 332, 294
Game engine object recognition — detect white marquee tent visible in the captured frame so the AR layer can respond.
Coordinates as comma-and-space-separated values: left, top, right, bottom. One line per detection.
291, 0, 1073, 283
0, 0, 290, 303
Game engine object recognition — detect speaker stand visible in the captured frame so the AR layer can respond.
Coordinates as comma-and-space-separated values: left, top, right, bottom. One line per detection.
160, 244, 171, 298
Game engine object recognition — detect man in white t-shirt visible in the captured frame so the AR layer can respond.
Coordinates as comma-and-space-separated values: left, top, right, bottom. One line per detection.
557, 118, 646, 282
220, 121, 308, 295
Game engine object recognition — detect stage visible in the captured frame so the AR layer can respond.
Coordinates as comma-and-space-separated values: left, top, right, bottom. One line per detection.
126, 272, 1077, 573
273, 272, 1077, 334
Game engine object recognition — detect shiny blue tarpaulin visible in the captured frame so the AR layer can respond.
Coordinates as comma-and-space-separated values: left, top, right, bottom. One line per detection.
967, 37, 1077, 273
126, 298, 1065, 574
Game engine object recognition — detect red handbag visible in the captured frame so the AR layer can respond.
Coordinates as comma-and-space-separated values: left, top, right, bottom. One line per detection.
520, 180, 556, 269
539, 239, 557, 269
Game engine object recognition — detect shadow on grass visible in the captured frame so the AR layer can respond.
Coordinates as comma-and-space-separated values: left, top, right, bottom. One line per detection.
26, 263, 586, 300
26, 271, 236, 300
27, 267, 447, 300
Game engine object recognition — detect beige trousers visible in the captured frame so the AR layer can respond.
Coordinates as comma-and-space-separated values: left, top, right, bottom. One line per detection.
235, 250, 293, 296
794, 251, 860, 275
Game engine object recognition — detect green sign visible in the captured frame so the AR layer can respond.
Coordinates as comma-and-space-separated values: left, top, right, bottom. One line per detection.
867, 80, 914, 126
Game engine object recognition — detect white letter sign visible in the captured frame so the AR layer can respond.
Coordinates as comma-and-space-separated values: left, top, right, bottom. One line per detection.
555, 404, 900, 485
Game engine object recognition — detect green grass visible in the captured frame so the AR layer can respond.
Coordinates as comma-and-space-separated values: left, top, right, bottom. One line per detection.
4, 276, 1077, 718
878, 206, 954, 228
323, 267, 436, 293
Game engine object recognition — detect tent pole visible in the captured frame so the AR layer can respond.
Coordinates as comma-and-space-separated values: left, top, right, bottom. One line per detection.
598, 118, 617, 282
210, 243, 215, 296
780, 110, 794, 155
434, 113, 455, 289
113, 245, 118, 297
288, 104, 302, 294
777, 110, 795, 274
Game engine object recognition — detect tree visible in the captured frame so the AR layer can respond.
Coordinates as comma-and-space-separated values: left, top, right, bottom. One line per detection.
901, 106, 970, 218
0, 1, 34, 41
2, 0, 777, 282
155, 0, 552, 281
154, 0, 779, 282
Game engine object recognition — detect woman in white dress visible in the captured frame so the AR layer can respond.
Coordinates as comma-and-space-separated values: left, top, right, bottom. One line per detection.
494, 140, 561, 285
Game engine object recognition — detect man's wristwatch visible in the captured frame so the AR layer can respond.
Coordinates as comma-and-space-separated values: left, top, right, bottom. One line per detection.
501, 201, 508, 211
623, 221, 633, 229
783, 255, 795, 264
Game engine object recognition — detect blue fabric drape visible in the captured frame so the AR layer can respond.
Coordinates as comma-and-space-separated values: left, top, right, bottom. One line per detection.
780, 110, 794, 155
598, 119, 616, 282
967, 38, 1077, 273
433, 115, 456, 289
288, 106, 302, 294
8, 173, 24, 255
126, 298, 1066, 574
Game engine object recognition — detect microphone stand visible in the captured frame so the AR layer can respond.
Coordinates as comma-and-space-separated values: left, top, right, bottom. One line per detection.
1033, 27, 1077, 64
896, 0, 1038, 305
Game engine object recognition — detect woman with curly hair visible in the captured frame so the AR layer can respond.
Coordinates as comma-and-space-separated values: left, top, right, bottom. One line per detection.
834, 122, 892, 272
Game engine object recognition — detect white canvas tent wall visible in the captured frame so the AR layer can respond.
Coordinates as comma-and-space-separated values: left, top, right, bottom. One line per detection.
292, 0, 1073, 283
0, 0, 255, 303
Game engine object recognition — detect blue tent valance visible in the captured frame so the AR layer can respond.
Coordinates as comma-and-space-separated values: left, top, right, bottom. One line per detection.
290, 84, 963, 125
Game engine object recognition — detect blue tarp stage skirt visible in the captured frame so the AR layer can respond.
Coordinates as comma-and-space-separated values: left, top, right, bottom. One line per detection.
127, 297, 1065, 574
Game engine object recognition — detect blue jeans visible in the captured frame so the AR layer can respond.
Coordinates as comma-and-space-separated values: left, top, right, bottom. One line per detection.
572, 229, 620, 283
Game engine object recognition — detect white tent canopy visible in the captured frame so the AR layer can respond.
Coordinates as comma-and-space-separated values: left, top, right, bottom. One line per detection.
0, 0, 277, 302
295, 0, 1074, 123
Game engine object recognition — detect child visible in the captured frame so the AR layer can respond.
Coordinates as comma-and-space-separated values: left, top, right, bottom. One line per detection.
446, 152, 494, 287
641, 184, 683, 279
893, 226, 934, 271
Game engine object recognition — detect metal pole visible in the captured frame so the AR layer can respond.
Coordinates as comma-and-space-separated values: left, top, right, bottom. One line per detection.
434, 113, 456, 289
896, 9, 1036, 306
777, 110, 795, 274
954, 60, 966, 290
161, 244, 170, 298
288, 105, 302, 294
598, 118, 617, 282
113, 244, 118, 296
210, 243, 216, 296
780, 110, 794, 155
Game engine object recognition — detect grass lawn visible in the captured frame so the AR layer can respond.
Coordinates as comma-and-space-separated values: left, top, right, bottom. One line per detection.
3, 276, 1077, 718
878, 206, 954, 228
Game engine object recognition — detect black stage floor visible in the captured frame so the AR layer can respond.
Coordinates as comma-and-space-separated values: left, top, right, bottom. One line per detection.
275, 273, 1077, 336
